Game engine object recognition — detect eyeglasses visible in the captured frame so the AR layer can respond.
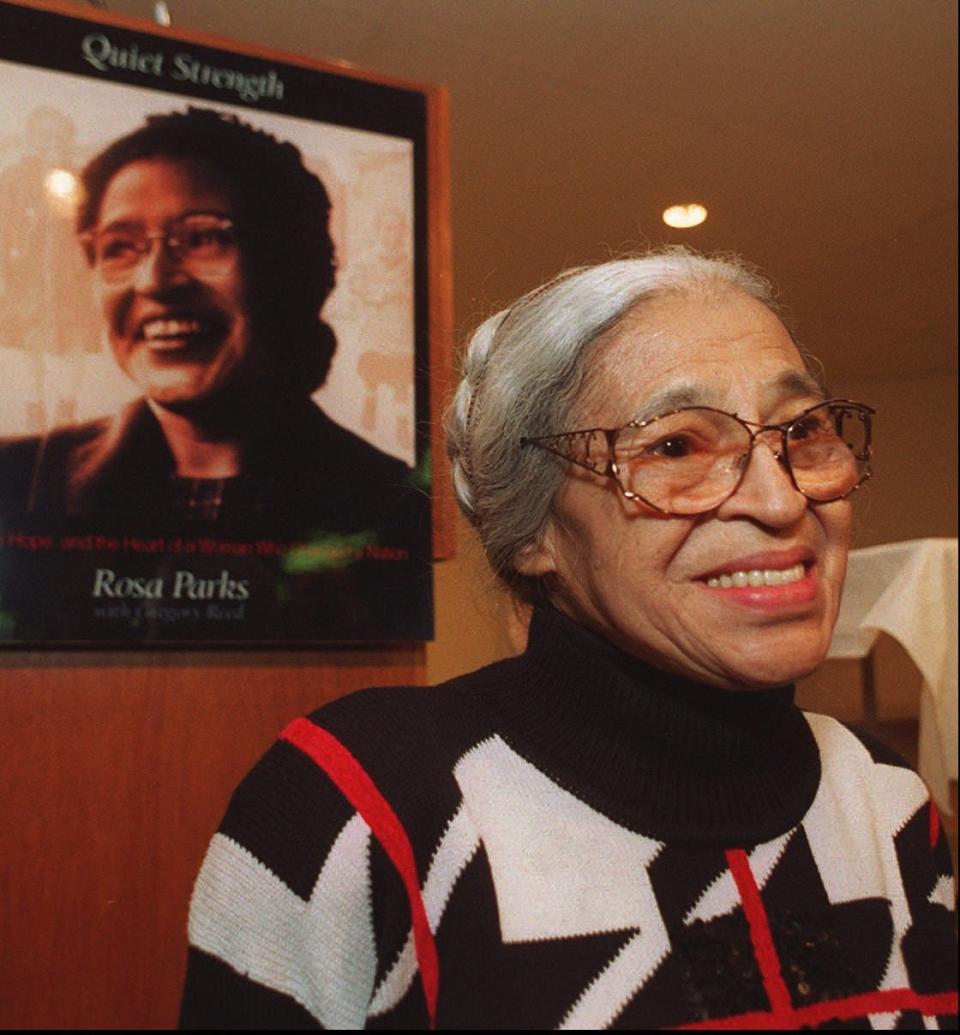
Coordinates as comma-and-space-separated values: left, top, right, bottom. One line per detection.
81, 212, 239, 283
521, 399, 875, 515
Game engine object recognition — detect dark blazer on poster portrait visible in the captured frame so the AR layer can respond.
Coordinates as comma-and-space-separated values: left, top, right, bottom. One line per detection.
0, 399, 432, 641
0, 398, 425, 541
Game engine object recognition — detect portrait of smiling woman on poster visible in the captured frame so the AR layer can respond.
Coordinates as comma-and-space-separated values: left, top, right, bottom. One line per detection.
0, 107, 419, 542
0, 98, 433, 644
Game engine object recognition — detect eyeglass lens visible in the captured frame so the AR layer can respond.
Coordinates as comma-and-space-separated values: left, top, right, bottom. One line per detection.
613, 403, 870, 514
91, 214, 237, 281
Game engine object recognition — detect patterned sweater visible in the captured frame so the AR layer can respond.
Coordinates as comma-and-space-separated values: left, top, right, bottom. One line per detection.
180, 609, 958, 1029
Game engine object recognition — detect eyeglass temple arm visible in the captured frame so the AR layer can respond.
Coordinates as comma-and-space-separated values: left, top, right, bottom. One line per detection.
521, 429, 615, 475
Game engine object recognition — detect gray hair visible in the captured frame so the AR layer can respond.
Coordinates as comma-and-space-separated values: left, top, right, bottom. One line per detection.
446, 246, 800, 602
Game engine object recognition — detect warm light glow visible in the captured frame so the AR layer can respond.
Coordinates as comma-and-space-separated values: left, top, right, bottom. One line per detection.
662, 203, 708, 229
45, 168, 80, 202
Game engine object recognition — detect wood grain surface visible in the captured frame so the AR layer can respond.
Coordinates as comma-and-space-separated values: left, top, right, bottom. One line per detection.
0, 647, 425, 1028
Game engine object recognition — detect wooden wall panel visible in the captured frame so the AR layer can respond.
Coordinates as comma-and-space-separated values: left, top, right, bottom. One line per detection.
0, 648, 425, 1029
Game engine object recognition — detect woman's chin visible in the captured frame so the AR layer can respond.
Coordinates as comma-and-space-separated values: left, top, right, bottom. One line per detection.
713, 639, 830, 691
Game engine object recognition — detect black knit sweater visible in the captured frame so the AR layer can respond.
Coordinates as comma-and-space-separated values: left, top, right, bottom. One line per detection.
181, 608, 958, 1029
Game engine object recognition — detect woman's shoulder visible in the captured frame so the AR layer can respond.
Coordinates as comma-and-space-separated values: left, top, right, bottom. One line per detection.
220, 668, 510, 845
801, 710, 938, 846
294, 651, 527, 757
284, 401, 413, 484
295, 679, 487, 783
194, 676, 500, 961
0, 416, 111, 516
803, 710, 922, 776
0, 404, 152, 479
0, 417, 103, 469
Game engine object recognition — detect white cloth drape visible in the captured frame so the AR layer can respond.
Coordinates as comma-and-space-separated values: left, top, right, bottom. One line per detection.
828, 538, 958, 814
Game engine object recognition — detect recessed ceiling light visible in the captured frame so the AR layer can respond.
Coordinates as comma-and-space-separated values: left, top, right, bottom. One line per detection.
662, 203, 707, 229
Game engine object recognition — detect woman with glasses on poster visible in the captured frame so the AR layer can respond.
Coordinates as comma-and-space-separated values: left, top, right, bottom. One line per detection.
0, 107, 421, 542
181, 249, 957, 1029
0, 107, 430, 641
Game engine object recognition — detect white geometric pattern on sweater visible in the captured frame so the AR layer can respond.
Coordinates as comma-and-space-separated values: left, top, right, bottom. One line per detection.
802, 712, 928, 1004
455, 735, 669, 1028
929, 874, 954, 910
368, 801, 481, 1017
189, 814, 375, 1028
686, 831, 792, 923
186, 716, 953, 1030
454, 734, 666, 942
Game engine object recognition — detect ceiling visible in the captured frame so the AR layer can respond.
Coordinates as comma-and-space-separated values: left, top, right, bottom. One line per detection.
86, 0, 957, 383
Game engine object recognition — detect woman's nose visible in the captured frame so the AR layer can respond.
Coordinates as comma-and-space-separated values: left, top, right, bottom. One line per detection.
131, 237, 189, 293
715, 436, 808, 528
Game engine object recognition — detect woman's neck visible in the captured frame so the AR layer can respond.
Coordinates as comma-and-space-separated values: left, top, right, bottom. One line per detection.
476, 605, 820, 844
148, 399, 244, 478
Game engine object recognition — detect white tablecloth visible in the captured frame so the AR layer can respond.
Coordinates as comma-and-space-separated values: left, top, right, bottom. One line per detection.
828, 538, 958, 814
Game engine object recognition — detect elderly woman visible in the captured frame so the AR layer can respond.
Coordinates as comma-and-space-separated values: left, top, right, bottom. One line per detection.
180, 250, 957, 1029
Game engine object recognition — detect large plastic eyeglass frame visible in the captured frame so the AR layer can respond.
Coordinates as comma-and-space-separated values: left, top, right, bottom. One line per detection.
521, 399, 875, 515
80, 211, 238, 283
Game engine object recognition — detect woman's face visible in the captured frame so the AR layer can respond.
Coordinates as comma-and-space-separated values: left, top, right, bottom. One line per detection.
520, 288, 852, 690
92, 157, 253, 410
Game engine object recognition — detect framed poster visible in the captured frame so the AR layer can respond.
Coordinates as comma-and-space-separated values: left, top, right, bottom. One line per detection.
0, 0, 447, 644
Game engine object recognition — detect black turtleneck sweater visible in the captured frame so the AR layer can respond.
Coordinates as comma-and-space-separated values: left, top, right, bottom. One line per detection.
180, 608, 957, 1030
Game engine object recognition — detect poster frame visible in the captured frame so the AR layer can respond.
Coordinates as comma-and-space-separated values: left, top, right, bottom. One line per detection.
0, 0, 453, 647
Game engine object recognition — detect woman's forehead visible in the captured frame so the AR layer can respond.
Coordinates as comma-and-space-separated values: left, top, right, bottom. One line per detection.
579, 289, 812, 422
99, 157, 231, 226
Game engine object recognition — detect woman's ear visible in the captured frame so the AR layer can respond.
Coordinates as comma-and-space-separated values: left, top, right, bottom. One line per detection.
513, 524, 559, 577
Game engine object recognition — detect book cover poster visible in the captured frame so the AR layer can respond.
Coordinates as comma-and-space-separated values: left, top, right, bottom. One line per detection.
0, 2, 435, 643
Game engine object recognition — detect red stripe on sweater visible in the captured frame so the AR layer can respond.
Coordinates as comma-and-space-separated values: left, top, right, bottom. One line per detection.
675, 988, 959, 1029
282, 717, 438, 1029
724, 848, 795, 1024
930, 799, 941, 848
797, 988, 958, 1026
675, 1007, 795, 1029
